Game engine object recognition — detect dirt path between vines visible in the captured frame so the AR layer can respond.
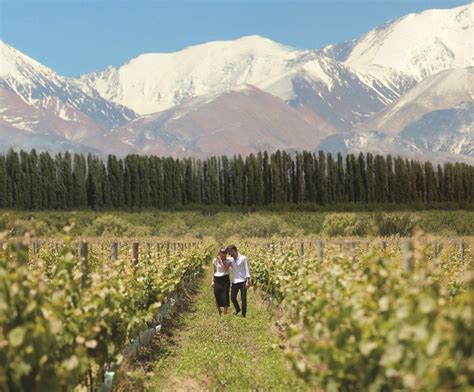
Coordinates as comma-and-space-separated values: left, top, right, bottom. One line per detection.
120, 266, 306, 391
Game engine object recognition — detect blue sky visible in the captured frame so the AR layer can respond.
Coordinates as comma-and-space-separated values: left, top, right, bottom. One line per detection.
0, 0, 469, 77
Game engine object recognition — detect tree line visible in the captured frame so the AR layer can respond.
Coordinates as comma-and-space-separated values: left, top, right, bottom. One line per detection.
0, 149, 473, 210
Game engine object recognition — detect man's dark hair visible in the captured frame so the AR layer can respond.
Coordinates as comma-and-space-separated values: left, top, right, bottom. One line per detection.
226, 244, 238, 252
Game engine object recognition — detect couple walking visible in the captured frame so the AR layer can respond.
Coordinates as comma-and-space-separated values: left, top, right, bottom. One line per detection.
211, 245, 250, 317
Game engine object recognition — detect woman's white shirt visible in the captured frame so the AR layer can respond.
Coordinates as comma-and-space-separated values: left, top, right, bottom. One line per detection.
213, 257, 231, 276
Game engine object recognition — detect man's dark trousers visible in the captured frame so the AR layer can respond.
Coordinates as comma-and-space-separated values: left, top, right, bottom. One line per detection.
231, 282, 247, 316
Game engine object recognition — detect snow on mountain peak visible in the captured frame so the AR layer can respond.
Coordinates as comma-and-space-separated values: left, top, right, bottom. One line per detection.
345, 2, 473, 80
0, 40, 57, 84
1, 39, 135, 140
80, 35, 302, 115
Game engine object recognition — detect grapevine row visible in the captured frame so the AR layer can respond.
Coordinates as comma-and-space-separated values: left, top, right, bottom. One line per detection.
246, 236, 473, 391
0, 236, 211, 391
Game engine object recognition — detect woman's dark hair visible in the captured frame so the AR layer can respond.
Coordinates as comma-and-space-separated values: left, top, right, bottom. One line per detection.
226, 245, 238, 252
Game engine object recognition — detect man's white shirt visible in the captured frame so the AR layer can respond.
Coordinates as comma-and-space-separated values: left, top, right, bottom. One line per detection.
231, 254, 250, 284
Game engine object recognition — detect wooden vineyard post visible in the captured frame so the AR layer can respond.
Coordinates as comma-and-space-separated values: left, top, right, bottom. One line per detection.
147, 243, 151, 259
460, 241, 465, 263
381, 241, 386, 252
402, 239, 414, 271
300, 242, 305, 259
156, 242, 161, 259
32, 241, 40, 259
434, 241, 441, 260
80, 241, 88, 288
349, 241, 356, 262
15, 239, 29, 264
111, 242, 118, 263
317, 240, 324, 263
133, 242, 139, 266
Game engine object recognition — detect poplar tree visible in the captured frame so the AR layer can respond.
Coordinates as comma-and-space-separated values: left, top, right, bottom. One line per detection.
73, 154, 87, 208
0, 154, 7, 208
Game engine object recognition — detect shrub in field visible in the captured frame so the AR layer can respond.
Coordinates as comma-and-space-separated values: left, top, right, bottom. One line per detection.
0, 214, 50, 236
373, 212, 419, 236
419, 211, 474, 236
84, 215, 151, 237
218, 214, 298, 241
321, 213, 374, 236
157, 218, 190, 237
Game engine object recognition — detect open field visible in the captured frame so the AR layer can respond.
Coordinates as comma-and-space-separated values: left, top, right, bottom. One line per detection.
2, 209, 474, 239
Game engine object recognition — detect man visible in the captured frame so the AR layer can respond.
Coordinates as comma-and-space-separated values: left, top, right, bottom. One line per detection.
227, 245, 250, 317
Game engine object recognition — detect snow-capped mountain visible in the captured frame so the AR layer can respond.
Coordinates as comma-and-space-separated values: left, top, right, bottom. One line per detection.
0, 85, 103, 154
356, 67, 474, 134
400, 102, 473, 157
81, 3, 472, 131
103, 85, 334, 157
343, 3, 473, 81
0, 40, 136, 151
318, 68, 474, 162
80, 36, 390, 129
80, 36, 300, 115
0, 2, 472, 160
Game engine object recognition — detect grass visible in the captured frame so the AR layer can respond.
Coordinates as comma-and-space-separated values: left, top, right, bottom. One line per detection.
120, 266, 306, 391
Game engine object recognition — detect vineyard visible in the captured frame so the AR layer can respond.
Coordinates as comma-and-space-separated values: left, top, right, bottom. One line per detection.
1, 230, 473, 391
246, 236, 473, 391
0, 232, 211, 391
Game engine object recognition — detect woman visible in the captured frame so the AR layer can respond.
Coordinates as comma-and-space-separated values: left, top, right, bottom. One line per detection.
211, 247, 231, 315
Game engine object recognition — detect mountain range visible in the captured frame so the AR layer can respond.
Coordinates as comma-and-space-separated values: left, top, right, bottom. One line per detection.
0, 2, 472, 161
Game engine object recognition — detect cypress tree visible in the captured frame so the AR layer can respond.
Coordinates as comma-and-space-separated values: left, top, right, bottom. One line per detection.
365, 153, 375, 203
373, 155, 387, 203
271, 151, 284, 204
255, 152, 264, 206
62, 151, 74, 209
317, 151, 328, 205
424, 161, 436, 203
38, 152, 57, 209
262, 151, 272, 204
6, 149, 22, 208
326, 153, 337, 204
0, 154, 7, 208
246, 154, 257, 206
28, 150, 40, 209
386, 155, 395, 203
73, 154, 87, 208
303, 151, 316, 203
294, 152, 304, 204
192, 159, 202, 205
138, 156, 151, 208
336, 152, 345, 203
357, 152, 367, 203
